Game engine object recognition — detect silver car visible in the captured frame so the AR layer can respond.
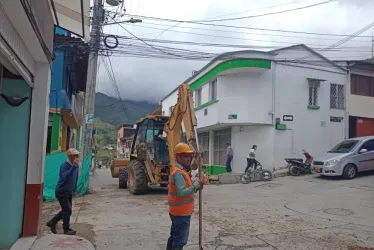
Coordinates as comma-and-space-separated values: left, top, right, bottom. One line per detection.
313, 136, 374, 179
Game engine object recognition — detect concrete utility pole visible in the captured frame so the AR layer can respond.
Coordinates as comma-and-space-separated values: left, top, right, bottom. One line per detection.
81, 0, 103, 161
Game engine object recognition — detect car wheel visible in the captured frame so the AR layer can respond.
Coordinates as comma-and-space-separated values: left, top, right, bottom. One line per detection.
343, 164, 357, 179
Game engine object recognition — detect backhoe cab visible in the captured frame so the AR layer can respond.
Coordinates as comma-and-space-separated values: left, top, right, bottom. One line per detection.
118, 115, 184, 194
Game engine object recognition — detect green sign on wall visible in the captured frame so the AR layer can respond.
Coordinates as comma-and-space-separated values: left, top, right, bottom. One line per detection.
228, 114, 237, 119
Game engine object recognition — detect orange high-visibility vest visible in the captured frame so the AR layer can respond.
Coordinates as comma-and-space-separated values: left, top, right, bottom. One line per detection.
168, 166, 194, 216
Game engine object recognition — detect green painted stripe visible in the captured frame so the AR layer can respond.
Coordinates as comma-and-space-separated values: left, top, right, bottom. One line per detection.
276, 124, 287, 130
307, 105, 320, 110
195, 99, 219, 111
190, 59, 271, 91
51, 113, 61, 151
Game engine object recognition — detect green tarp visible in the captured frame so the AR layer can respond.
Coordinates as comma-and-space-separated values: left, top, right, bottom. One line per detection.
43, 151, 92, 202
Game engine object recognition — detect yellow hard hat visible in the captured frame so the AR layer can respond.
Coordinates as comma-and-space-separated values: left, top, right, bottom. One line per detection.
67, 148, 80, 156
174, 142, 194, 155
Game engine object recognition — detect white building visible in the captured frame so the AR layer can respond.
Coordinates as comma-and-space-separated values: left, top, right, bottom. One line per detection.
161, 45, 348, 173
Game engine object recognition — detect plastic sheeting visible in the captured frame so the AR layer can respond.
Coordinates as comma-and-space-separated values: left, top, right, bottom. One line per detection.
43, 151, 92, 202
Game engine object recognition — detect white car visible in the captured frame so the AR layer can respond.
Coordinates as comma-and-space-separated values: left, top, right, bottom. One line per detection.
313, 136, 374, 179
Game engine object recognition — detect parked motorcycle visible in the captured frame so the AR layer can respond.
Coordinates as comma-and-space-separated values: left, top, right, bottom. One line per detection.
284, 149, 313, 176
240, 159, 273, 184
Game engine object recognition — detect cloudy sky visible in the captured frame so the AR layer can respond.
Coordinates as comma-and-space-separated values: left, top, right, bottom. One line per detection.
96, 0, 374, 103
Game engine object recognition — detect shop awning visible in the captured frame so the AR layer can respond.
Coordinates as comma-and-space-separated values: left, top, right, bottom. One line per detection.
51, 0, 90, 41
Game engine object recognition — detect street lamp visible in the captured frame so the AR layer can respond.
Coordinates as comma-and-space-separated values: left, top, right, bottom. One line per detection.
125, 18, 142, 23
106, 0, 120, 6
104, 18, 142, 26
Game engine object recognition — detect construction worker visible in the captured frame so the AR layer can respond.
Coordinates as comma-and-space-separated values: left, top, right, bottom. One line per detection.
167, 142, 204, 250
46, 148, 80, 235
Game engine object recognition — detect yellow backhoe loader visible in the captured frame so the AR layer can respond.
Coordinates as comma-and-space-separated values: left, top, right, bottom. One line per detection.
117, 83, 207, 194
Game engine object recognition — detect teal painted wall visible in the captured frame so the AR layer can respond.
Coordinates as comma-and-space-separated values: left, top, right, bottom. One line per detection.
0, 79, 31, 248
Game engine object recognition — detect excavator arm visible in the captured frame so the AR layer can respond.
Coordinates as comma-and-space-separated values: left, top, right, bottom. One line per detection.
163, 83, 201, 169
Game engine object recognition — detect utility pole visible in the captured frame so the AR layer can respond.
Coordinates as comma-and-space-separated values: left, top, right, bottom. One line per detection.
81, 0, 103, 163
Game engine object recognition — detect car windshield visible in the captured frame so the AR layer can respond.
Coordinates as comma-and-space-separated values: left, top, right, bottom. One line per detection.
328, 140, 359, 153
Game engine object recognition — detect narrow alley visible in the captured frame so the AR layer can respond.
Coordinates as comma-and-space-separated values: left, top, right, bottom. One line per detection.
39, 169, 374, 250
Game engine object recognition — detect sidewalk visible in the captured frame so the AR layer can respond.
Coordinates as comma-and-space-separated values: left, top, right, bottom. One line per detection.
10, 235, 94, 250
214, 167, 290, 184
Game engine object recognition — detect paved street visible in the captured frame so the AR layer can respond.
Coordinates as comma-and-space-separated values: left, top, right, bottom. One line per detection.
40, 169, 374, 250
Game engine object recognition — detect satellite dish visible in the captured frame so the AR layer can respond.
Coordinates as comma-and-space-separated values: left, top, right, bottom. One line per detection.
106, 0, 119, 6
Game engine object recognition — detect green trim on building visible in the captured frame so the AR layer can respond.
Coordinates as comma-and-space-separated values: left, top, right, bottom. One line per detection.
276, 124, 287, 130
190, 59, 272, 91
202, 165, 227, 175
51, 113, 61, 151
307, 105, 320, 110
195, 99, 219, 111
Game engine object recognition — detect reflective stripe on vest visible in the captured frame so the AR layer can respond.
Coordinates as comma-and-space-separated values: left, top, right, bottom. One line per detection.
168, 166, 194, 216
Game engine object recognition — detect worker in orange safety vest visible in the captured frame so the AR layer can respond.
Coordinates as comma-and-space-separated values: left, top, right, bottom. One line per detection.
167, 142, 204, 250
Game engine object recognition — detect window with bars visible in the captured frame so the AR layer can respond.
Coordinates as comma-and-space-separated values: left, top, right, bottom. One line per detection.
195, 88, 202, 107
213, 128, 231, 165
198, 132, 209, 164
330, 84, 345, 110
351, 74, 374, 97
308, 79, 321, 106
209, 78, 217, 101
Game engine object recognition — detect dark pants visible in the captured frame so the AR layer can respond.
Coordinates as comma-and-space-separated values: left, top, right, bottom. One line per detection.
245, 159, 258, 172
50, 189, 73, 232
167, 214, 191, 249
226, 155, 233, 173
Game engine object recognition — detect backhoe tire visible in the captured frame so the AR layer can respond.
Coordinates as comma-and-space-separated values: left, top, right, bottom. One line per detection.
129, 159, 148, 195
118, 167, 128, 189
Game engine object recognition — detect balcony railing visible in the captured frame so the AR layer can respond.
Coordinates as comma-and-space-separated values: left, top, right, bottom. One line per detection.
72, 93, 84, 125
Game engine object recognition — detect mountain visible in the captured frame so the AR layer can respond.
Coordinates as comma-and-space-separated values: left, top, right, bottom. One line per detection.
94, 92, 158, 126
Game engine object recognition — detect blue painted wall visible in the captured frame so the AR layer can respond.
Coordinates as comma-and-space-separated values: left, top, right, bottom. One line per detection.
50, 51, 64, 109
0, 79, 31, 248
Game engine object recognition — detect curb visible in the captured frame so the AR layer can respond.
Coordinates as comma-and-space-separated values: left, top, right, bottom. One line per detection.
209, 168, 290, 184
10, 237, 37, 250
32, 235, 95, 250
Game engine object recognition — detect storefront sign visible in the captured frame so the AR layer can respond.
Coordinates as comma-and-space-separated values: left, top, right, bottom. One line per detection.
228, 114, 237, 119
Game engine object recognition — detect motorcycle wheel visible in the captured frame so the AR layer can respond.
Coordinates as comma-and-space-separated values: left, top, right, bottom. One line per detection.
289, 165, 300, 176
261, 170, 273, 181
240, 173, 251, 184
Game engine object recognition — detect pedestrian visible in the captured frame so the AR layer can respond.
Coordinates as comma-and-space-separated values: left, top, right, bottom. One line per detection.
167, 142, 204, 250
223, 142, 233, 173
46, 148, 80, 235
245, 145, 258, 173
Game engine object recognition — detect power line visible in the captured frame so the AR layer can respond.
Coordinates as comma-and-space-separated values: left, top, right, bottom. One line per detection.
197, 0, 336, 22
192, 0, 310, 21
294, 21, 374, 62
112, 17, 184, 58
134, 21, 371, 42
97, 100, 121, 107
100, 56, 131, 121
114, 22, 215, 59
105, 34, 373, 51
148, 0, 313, 41
110, 14, 372, 38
